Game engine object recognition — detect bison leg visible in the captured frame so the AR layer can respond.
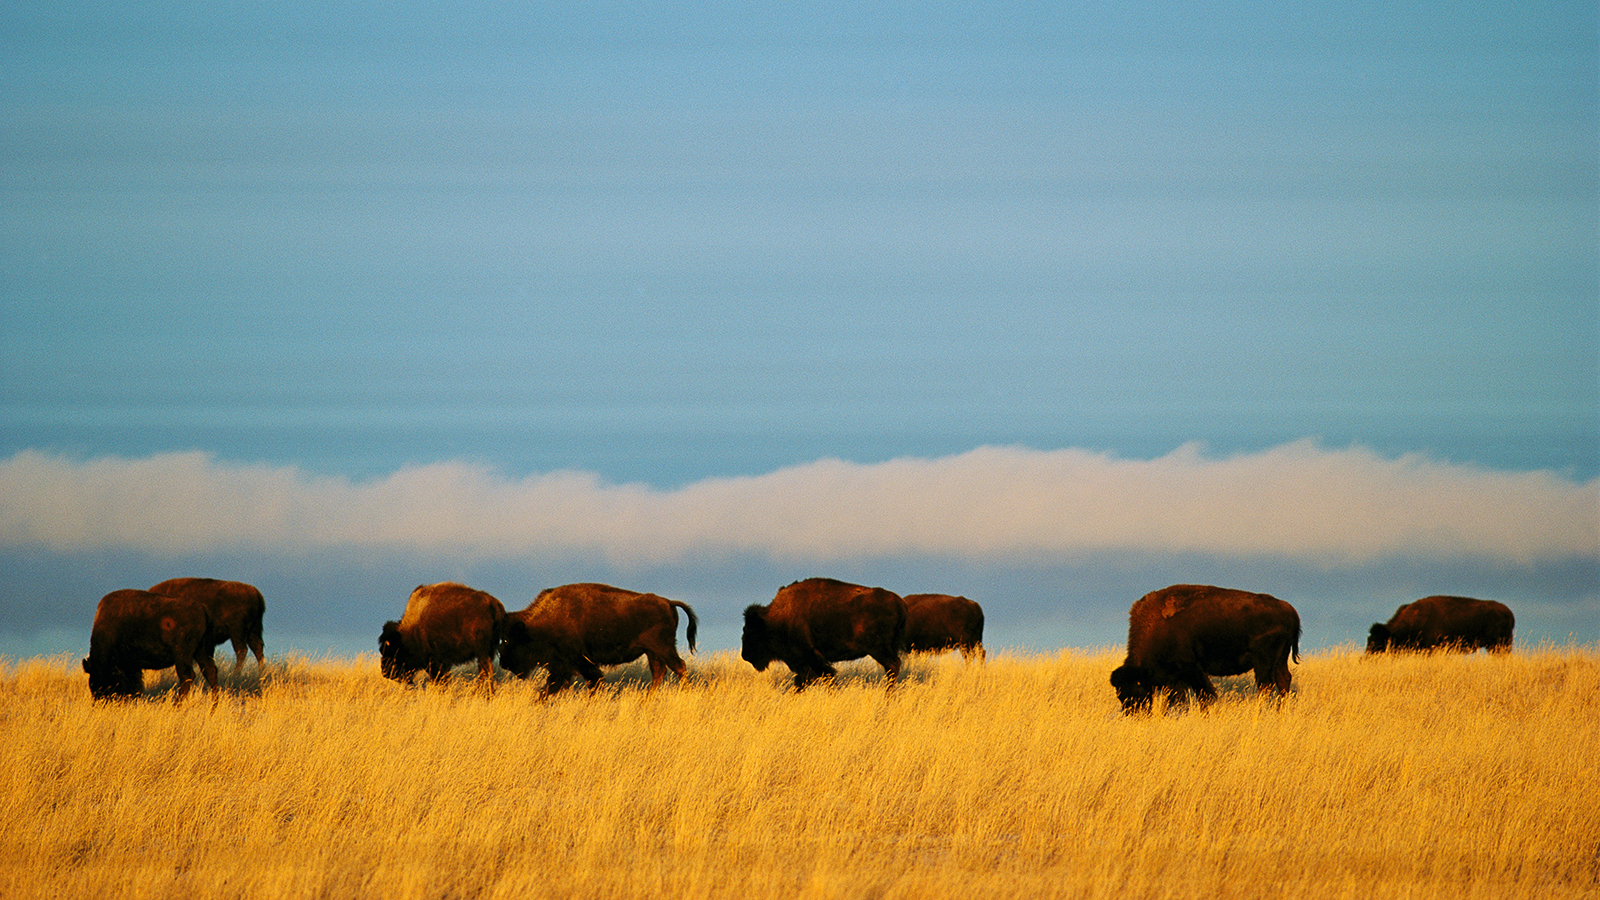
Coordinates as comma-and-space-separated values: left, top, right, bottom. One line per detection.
541, 666, 577, 698
474, 655, 497, 694
172, 660, 197, 699
791, 661, 832, 691
645, 650, 689, 692
799, 660, 840, 691
787, 643, 839, 691
644, 656, 672, 692
197, 654, 219, 694
869, 650, 902, 689
576, 658, 605, 692
1249, 630, 1296, 697
1252, 659, 1293, 696
117, 663, 144, 698
1170, 669, 1216, 709
230, 640, 249, 677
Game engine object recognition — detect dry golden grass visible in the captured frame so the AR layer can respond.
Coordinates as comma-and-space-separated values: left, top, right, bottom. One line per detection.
1, 645, 1596, 899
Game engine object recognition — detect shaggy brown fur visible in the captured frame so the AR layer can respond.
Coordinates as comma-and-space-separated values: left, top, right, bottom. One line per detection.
742, 578, 908, 690
1110, 584, 1301, 714
379, 582, 506, 688
1367, 596, 1514, 654
150, 577, 266, 675
902, 593, 986, 662
83, 589, 220, 700
500, 583, 698, 697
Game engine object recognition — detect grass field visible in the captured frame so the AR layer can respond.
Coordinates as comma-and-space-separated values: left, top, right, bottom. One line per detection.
2, 646, 1596, 899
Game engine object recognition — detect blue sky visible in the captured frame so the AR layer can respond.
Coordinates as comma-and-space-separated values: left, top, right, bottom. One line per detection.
2, 1, 1596, 659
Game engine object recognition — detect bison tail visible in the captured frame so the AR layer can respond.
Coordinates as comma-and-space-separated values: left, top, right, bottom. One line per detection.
893, 605, 909, 659
671, 601, 699, 654
245, 589, 267, 639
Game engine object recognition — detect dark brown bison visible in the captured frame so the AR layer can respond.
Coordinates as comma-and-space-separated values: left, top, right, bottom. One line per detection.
1110, 584, 1301, 714
742, 578, 908, 690
1367, 595, 1514, 654
82, 589, 220, 700
499, 583, 699, 697
149, 577, 266, 675
902, 593, 986, 661
379, 582, 506, 687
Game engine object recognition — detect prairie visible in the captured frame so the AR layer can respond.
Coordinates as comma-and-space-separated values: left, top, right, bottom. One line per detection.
1, 646, 1596, 899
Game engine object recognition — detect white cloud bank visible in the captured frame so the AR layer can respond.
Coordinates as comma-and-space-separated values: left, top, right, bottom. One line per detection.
1, 441, 1595, 566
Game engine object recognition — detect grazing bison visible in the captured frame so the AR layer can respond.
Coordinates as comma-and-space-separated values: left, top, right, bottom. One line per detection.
379, 582, 506, 687
742, 578, 908, 690
1367, 596, 1514, 654
499, 583, 699, 696
82, 589, 220, 700
149, 577, 266, 675
1110, 584, 1301, 714
902, 593, 986, 662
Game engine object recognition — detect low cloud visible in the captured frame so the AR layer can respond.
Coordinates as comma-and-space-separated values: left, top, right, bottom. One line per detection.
2, 441, 1594, 567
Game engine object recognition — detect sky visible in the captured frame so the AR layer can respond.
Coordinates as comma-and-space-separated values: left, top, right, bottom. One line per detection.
2, 1, 1596, 661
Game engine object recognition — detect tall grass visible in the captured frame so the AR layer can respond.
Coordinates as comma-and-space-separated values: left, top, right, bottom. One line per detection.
2, 647, 1596, 899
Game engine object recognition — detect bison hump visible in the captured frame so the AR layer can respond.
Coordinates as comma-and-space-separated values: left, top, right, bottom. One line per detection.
1161, 588, 1201, 619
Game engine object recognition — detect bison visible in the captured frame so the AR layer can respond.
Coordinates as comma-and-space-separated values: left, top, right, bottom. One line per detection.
902, 593, 985, 662
379, 582, 506, 687
82, 589, 220, 700
1367, 595, 1514, 654
742, 578, 908, 690
1110, 584, 1301, 714
499, 583, 699, 697
149, 577, 266, 676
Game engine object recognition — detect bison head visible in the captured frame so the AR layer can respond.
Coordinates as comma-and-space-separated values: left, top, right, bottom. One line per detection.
740, 605, 773, 671
497, 618, 540, 679
82, 655, 142, 700
378, 620, 418, 682
1366, 623, 1392, 654
1109, 664, 1155, 714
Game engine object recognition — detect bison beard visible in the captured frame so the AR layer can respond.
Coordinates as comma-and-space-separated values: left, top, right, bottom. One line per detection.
1110, 584, 1301, 715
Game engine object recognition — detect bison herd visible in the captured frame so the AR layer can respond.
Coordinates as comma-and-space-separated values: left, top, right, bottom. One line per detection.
81, 575, 1514, 713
